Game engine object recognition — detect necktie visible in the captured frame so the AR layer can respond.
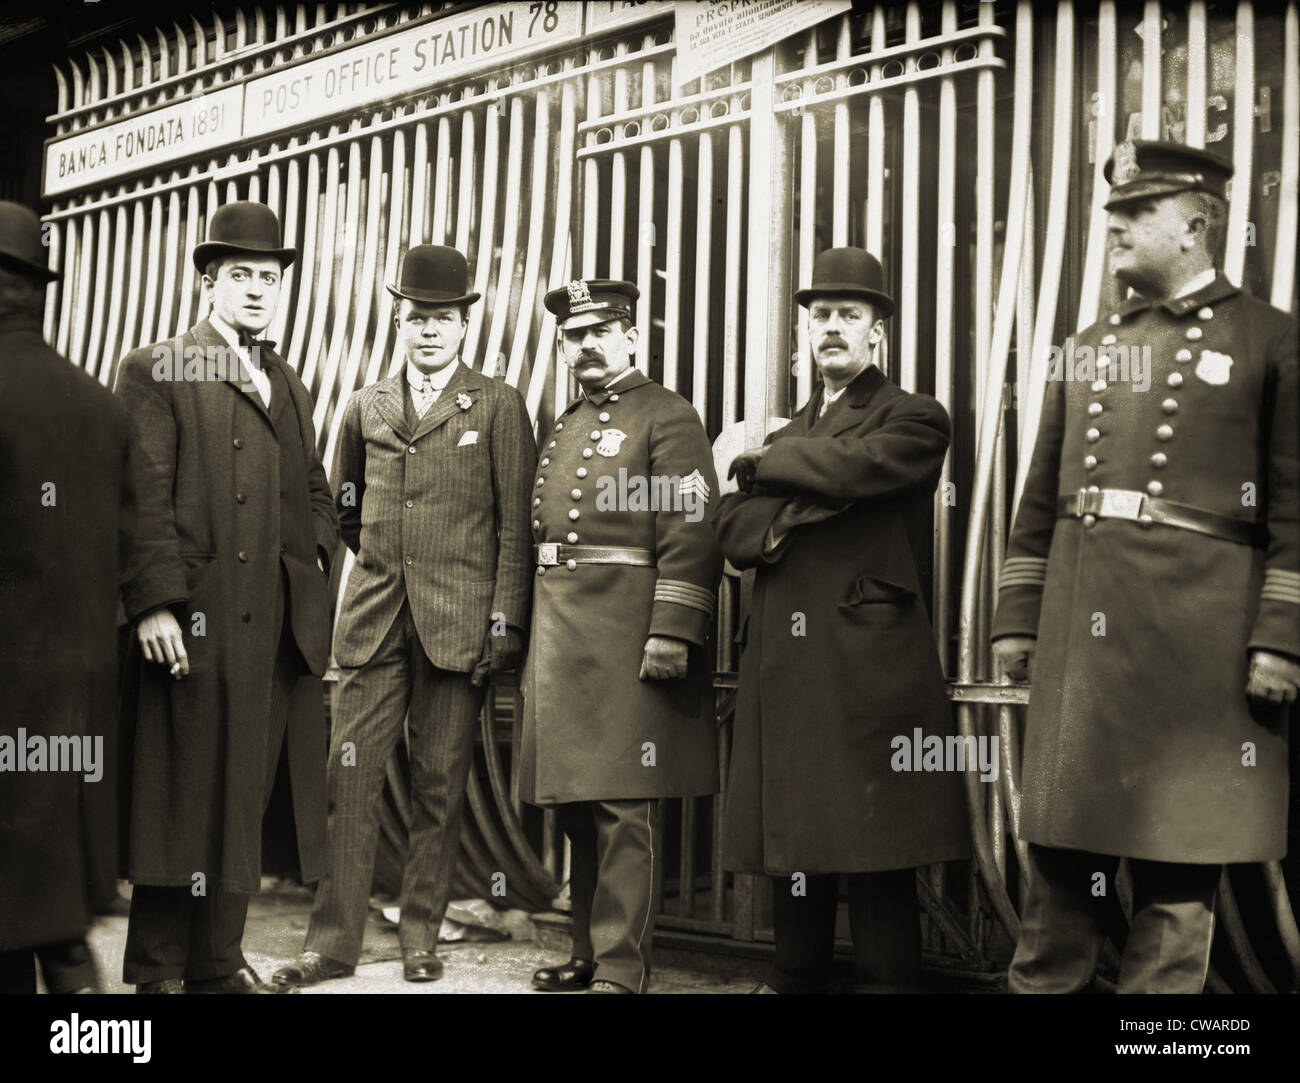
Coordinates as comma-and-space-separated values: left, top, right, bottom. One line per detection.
234, 330, 272, 408
414, 375, 434, 418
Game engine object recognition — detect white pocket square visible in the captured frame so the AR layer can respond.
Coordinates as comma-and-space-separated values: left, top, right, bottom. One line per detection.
457, 430, 479, 446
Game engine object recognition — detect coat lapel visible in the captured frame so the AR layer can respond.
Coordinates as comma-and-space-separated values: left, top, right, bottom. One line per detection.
372, 376, 411, 441
410, 361, 484, 442
193, 318, 274, 428
807, 364, 888, 438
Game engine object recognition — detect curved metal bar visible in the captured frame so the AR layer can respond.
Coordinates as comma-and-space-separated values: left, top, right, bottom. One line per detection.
1223, 3, 1255, 284
865, 8, 886, 259
174, 174, 202, 335
954, 0, 1035, 943
67, 210, 95, 369
1217, 868, 1277, 994
298, 138, 342, 396
609, 44, 630, 279
431, 102, 452, 245
661, 54, 685, 395
1075, 1, 1116, 331
463, 90, 501, 368
1140, 2, 1162, 139
42, 216, 62, 342
363, 122, 406, 389
898, 2, 921, 392
795, 27, 818, 411
507, 85, 552, 391
1186, 2, 1208, 147
463, 761, 553, 911
407, 118, 430, 249
692, 117, 714, 419
152, 184, 183, 344
634, 49, 657, 368
832, 15, 851, 247
312, 139, 362, 437
1262, 860, 1300, 989
1271, 2, 1298, 309
454, 108, 476, 257
82, 207, 113, 380
721, 116, 743, 426
135, 195, 165, 351
480, 94, 525, 379
117, 196, 147, 360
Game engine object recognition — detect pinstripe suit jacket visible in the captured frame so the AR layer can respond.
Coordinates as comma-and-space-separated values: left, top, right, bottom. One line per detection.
331, 360, 537, 671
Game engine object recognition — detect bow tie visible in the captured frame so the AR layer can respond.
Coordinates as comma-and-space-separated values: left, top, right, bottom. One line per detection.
237, 330, 276, 360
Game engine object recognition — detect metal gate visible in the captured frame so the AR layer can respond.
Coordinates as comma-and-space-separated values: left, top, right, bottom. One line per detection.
40, 0, 1300, 988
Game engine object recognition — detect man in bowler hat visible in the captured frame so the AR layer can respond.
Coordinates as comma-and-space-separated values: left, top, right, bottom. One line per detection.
714, 247, 970, 992
0, 202, 135, 993
115, 201, 339, 992
273, 245, 535, 986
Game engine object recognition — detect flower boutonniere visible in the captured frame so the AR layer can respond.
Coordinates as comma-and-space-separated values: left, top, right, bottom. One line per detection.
456, 392, 472, 411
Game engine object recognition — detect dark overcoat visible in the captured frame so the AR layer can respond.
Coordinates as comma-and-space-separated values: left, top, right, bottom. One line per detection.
714, 364, 972, 875
992, 276, 1299, 863
516, 370, 722, 804
0, 316, 133, 952
114, 318, 339, 894
332, 361, 536, 669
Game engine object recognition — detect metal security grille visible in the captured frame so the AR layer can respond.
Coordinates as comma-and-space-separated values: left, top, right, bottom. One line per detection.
40, 1, 1300, 988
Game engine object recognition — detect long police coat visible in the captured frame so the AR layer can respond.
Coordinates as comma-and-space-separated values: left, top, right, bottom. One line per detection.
992, 276, 1299, 863
115, 319, 339, 893
714, 365, 972, 874
516, 369, 722, 805
0, 317, 133, 952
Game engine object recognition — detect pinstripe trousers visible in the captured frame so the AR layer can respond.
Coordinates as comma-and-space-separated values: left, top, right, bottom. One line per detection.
305, 600, 486, 966
123, 582, 303, 984
557, 799, 659, 994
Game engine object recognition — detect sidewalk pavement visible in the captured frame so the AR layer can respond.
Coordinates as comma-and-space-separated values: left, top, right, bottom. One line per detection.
82, 881, 769, 994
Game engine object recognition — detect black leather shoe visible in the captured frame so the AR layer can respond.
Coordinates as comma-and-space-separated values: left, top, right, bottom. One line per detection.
587, 979, 634, 994
184, 966, 291, 994
136, 979, 184, 994
402, 950, 444, 982
272, 951, 354, 988
532, 958, 594, 992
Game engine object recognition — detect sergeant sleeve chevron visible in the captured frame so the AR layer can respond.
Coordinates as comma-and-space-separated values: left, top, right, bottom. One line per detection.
1248, 315, 1300, 659
646, 401, 723, 647
991, 373, 1067, 642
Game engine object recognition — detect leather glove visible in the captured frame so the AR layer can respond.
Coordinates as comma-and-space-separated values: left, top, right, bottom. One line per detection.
639, 635, 690, 681
1246, 649, 1300, 706
727, 447, 768, 494
992, 636, 1036, 683
471, 625, 525, 688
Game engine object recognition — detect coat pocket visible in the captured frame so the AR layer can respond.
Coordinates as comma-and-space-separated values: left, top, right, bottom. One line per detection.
837, 574, 920, 616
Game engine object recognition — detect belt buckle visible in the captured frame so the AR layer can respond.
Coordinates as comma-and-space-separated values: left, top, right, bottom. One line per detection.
537, 543, 559, 567
1098, 489, 1145, 521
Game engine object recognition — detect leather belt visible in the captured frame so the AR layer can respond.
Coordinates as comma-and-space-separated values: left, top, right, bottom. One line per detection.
1056, 488, 1265, 548
535, 543, 656, 567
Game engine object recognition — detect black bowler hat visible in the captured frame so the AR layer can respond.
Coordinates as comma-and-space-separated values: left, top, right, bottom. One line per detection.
1103, 140, 1233, 209
0, 201, 59, 282
544, 278, 639, 330
386, 245, 480, 306
794, 247, 894, 317
193, 201, 295, 272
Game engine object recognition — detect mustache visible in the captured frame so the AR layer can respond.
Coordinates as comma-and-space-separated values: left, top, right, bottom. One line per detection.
819, 337, 847, 349
575, 350, 605, 363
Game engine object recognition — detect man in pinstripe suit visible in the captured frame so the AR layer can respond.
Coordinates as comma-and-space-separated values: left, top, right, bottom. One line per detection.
273, 245, 536, 986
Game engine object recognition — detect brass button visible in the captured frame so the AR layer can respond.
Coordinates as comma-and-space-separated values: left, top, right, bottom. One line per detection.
598, 412, 611, 423
1138, 514, 1154, 528
236, 492, 246, 503
610, 394, 620, 402
408, 445, 417, 454
1146, 480, 1164, 496
1096, 356, 1110, 369
1198, 306, 1213, 320
405, 498, 414, 508
238, 551, 248, 562
566, 532, 578, 543
1091, 380, 1107, 393
1156, 424, 1174, 441
533, 519, 541, 530
404, 556, 413, 565
1162, 398, 1179, 414
1150, 452, 1168, 468
537, 567, 545, 576
566, 558, 577, 571
1186, 326, 1203, 341
568, 509, 580, 521
233, 438, 243, 449
548, 440, 557, 449
571, 489, 582, 500
541, 457, 551, 467
1101, 333, 1117, 346
1086, 485, 1100, 493
536, 478, 545, 487
1086, 428, 1101, 443
1109, 313, 1121, 325
534, 497, 542, 507
1167, 372, 1184, 388
1083, 455, 1098, 470
1175, 348, 1193, 362
576, 467, 588, 479
582, 448, 593, 459
1088, 402, 1103, 417
590, 430, 602, 440
555, 422, 564, 431
1082, 513, 1097, 528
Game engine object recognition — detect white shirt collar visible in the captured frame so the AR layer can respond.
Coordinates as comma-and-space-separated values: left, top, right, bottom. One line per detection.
1172, 267, 1217, 299
823, 384, 848, 405
604, 366, 637, 389
407, 358, 460, 391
